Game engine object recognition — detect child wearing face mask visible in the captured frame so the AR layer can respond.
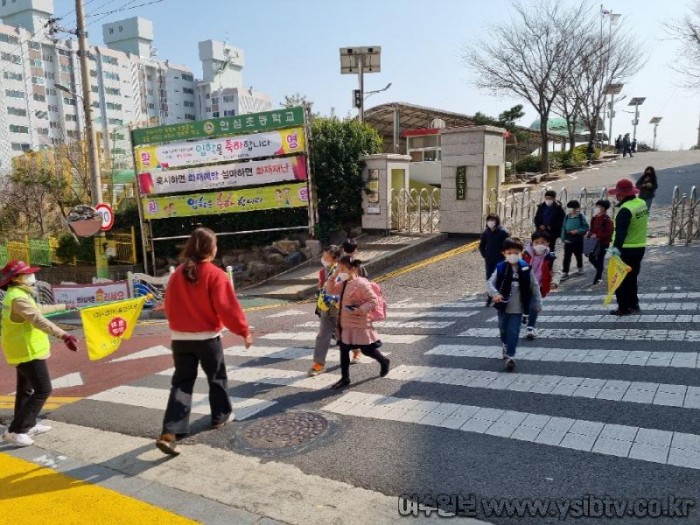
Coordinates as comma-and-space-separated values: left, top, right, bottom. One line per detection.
560, 200, 589, 280
487, 238, 542, 371
534, 190, 566, 251
479, 214, 509, 307
522, 231, 560, 340
586, 199, 614, 286
309, 245, 342, 377
0, 260, 79, 448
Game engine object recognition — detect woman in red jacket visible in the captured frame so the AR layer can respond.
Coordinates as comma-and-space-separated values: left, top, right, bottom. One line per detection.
157, 228, 252, 456
586, 199, 614, 286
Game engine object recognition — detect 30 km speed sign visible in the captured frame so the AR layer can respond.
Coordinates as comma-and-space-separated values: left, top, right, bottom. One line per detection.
95, 203, 114, 232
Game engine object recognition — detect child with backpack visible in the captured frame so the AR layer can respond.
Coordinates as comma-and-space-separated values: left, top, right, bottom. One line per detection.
560, 200, 589, 280
586, 199, 614, 286
479, 214, 509, 307
487, 238, 542, 371
522, 231, 560, 340
309, 245, 342, 377
325, 256, 389, 390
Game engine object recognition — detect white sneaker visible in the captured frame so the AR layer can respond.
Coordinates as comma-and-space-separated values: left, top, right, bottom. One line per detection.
28, 424, 52, 436
2, 432, 35, 447
525, 327, 537, 340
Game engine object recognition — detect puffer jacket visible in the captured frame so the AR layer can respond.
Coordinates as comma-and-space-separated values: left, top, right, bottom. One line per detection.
325, 276, 378, 330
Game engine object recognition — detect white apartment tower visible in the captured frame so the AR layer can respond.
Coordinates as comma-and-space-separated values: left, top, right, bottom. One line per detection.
0, 0, 271, 171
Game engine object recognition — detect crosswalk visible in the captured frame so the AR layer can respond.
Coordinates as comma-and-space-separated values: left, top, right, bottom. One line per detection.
76, 284, 700, 473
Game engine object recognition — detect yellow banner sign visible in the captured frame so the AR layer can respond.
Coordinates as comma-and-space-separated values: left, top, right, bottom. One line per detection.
142, 182, 309, 220
80, 297, 147, 361
604, 255, 632, 306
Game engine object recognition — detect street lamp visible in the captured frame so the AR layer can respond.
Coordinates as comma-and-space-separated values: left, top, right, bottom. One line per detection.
650, 117, 663, 150
339, 46, 382, 122
628, 97, 646, 142
605, 83, 624, 147
364, 82, 392, 100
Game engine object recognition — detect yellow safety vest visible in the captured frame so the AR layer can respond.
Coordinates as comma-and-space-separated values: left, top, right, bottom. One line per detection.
1, 286, 51, 365
612, 197, 649, 248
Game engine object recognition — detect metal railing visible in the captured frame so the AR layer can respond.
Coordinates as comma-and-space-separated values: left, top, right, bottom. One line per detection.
390, 188, 441, 234
669, 186, 700, 245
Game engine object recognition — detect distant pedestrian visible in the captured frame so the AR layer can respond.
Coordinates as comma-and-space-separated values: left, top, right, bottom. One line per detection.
157, 228, 252, 456
632, 138, 638, 153
522, 231, 560, 340
635, 166, 658, 211
309, 245, 342, 377
487, 238, 542, 371
479, 213, 509, 307
586, 199, 614, 286
608, 179, 649, 316
622, 133, 633, 158
325, 256, 390, 390
0, 260, 79, 447
534, 190, 566, 251
560, 200, 589, 280
615, 135, 623, 154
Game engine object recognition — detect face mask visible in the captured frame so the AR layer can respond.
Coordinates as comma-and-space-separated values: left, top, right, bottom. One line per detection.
545, 199, 554, 206
16, 274, 36, 287
569, 210, 579, 216
336, 272, 350, 283
594, 207, 602, 215
533, 245, 548, 255
321, 258, 331, 268
486, 221, 496, 229
505, 254, 520, 264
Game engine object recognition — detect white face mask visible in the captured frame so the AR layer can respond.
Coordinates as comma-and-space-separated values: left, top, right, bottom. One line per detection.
486, 221, 497, 229
336, 272, 350, 282
594, 207, 603, 215
16, 274, 36, 287
505, 254, 520, 264
545, 199, 554, 206
321, 258, 331, 268
533, 245, 548, 255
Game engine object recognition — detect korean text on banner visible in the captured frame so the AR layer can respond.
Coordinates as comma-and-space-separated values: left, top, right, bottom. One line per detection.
603, 255, 632, 306
80, 297, 147, 361
138, 155, 308, 195
131, 106, 305, 146
52, 281, 129, 308
142, 182, 309, 220
135, 128, 305, 172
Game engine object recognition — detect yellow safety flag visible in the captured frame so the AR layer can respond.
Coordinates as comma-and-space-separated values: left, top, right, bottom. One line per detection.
604, 255, 632, 306
80, 296, 148, 361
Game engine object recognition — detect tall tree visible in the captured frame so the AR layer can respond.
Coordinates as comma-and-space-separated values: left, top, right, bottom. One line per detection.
464, 0, 596, 172
667, 1, 700, 88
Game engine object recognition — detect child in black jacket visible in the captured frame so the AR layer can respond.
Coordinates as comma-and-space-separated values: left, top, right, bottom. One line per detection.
480, 214, 509, 306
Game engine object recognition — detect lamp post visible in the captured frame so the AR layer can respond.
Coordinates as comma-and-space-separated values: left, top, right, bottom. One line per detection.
628, 97, 646, 142
339, 46, 382, 122
650, 116, 663, 150
605, 83, 624, 147
364, 82, 392, 100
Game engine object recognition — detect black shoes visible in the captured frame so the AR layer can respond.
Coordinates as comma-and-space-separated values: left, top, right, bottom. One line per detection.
610, 308, 632, 316
331, 378, 351, 390
380, 358, 391, 378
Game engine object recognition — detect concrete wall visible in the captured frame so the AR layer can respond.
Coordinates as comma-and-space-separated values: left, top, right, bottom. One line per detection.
360, 154, 411, 233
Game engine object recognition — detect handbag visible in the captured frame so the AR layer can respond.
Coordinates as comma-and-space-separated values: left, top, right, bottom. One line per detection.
583, 237, 599, 257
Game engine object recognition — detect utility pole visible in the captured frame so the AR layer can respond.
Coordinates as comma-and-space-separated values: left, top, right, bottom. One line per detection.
697, 113, 700, 150
76, 0, 108, 278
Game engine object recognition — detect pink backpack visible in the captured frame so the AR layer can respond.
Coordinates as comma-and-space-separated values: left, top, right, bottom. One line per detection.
362, 278, 387, 322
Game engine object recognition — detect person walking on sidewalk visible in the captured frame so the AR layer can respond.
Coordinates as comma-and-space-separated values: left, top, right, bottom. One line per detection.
636, 166, 658, 211
623, 133, 633, 158
560, 200, 589, 280
309, 245, 342, 377
479, 214, 509, 307
487, 238, 542, 371
522, 231, 560, 340
586, 199, 614, 285
157, 228, 252, 456
325, 256, 390, 390
0, 260, 79, 447
608, 179, 649, 316
534, 190, 566, 252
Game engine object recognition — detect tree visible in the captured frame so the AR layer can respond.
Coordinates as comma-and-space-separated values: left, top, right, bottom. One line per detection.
667, 1, 700, 88
281, 93, 313, 111
464, 1, 597, 173
472, 105, 527, 139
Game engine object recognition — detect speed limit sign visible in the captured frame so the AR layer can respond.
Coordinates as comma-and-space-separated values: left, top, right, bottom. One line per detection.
96, 203, 114, 232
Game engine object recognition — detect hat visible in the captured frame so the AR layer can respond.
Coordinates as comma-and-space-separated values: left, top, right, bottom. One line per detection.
0, 260, 40, 287
608, 179, 639, 197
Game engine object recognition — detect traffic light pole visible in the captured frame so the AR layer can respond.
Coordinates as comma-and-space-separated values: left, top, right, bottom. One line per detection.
358, 55, 364, 122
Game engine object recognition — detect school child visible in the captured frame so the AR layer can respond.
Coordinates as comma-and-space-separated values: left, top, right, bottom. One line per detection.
479, 214, 509, 307
325, 256, 390, 389
339, 237, 363, 362
522, 231, 560, 340
309, 245, 342, 376
586, 199, 614, 286
342, 237, 358, 259
487, 238, 542, 371
560, 200, 589, 280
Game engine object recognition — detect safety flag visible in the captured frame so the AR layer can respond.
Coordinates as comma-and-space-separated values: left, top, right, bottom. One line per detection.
603, 255, 632, 306
80, 296, 148, 361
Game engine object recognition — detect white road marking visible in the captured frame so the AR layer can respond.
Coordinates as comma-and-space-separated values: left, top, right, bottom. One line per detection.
110, 345, 171, 362
542, 302, 700, 312
486, 314, 700, 323
222, 345, 390, 363
260, 332, 426, 344
458, 328, 700, 342
545, 292, 700, 302
266, 309, 308, 318
51, 372, 84, 389
300, 320, 454, 329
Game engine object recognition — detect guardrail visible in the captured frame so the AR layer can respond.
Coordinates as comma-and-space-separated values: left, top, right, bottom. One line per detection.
669, 186, 700, 246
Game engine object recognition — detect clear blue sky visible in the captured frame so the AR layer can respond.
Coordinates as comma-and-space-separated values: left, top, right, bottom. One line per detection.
58, 0, 699, 150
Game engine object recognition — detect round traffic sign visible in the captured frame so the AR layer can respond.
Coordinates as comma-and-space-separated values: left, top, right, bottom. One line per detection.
96, 203, 114, 232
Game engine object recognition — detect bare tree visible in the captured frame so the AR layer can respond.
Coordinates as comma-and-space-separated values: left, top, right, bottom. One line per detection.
666, 0, 700, 87
554, 83, 583, 152
464, 0, 597, 172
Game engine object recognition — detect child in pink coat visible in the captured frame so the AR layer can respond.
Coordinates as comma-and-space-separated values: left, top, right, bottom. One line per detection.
325, 256, 390, 390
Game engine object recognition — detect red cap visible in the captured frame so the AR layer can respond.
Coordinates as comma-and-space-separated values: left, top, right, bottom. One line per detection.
0, 260, 40, 287
608, 179, 640, 198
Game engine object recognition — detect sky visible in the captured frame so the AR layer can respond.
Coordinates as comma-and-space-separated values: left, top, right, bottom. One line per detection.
55, 0, 700, 150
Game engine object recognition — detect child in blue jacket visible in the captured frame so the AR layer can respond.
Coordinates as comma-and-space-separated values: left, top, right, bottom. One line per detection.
560, 200, 589, 280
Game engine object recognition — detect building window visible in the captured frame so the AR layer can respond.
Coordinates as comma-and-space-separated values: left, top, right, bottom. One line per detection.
109, 28, 114, 34
3, 71, 21, 81
43, 54, 53, 62
29, 59, 41, 67
183, 87, 194, 95
105, 87, 121, 96
212, 112, 220, 118
61, 64, 72, 73
7, 106, 26, 116
50, 121, 59, 128
46, 72, 55, 79
223, 95, 235, 103
37, 128, 49, 136
106, 102, 122, 111
108, 118, 123, 125
31, 76, 44, 85
211, 97, 219, 104
58, 49, 71, 56
48, 105, 59, 112
63, 97, 76, 105
102, 56, 118, 66
224, 110, 235, 117
183, 100, 195, 108
65, 114, 78, 122
148, 103, 155, 110
33, 94, 46, 102
27, 41, 41, 50
11, 143, 31, 151
47, 88, 57, 96
185, 114, 195, 120
6, 89, 24, 99
182, 73, 194, 82
67, 130, 79, 139
9, 124, 29, 134
2, 52, 21, 64
104, 72, 120, 81
0, 33, 19, 45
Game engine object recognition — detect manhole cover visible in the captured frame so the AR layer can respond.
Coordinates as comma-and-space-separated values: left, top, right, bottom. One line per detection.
241, 412, 329, 450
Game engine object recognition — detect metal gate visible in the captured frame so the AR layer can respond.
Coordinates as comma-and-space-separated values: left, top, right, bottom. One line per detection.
669, 186, 700, 245
390, 188, 440, 234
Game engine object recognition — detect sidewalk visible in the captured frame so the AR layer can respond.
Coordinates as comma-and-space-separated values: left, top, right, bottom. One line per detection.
1, 420, 488, 525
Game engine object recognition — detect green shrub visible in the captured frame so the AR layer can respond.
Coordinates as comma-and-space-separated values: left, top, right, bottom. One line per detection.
55, 234, 95, 264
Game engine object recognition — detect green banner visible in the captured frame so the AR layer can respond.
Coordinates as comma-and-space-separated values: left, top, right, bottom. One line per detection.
131, 107, 306, 147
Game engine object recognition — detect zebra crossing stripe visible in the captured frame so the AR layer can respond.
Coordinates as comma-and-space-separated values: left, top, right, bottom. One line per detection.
87, 385, 275, 420
545, 292, 700, 302
458, 328, 700, 342
385, 364, 700, 409
299, 320, 455, 329
485, 314, 700, 323
385, 310, 480, 318
222, 345, 390, 363
259, 332, 426, 344
542, 302, 700, 312
427, 344, 700, 369
322, 392, 700, 469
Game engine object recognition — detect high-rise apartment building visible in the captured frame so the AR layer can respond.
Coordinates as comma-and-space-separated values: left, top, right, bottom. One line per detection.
0, 0, 272, 171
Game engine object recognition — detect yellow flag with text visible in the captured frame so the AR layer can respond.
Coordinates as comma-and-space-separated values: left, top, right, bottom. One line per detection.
604, 255, 632, 306
80, 297, 147, 361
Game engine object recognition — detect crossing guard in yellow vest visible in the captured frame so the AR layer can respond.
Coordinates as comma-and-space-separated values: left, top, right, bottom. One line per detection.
0, 260, 80, 448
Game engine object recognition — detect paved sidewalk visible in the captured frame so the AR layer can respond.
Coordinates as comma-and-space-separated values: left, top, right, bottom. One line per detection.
0, 420, 488, 525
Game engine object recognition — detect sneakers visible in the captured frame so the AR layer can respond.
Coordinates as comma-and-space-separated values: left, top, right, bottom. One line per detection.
560, 272, 569, 281
577, 268, 584, 275
2, 432, 34, 447
610, 308, 632, 317
380, 358, 391, 378
330, 378, 351, 390
592, 278, 601, 286
155, 434, 180, 456
630, 305, 641, 314
212, 413, 234, 430
505, 357, 516, 372
350, 351, 361, 364
307, 363, 325, 377
525, 327, 537, 340
27, 424, 52, 436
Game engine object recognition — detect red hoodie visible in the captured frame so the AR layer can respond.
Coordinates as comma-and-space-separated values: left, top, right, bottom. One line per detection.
165, 262, 249, 337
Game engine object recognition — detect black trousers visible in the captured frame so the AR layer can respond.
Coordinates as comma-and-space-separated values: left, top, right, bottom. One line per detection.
162, 337, 231, 435
616, 247, 645, 311
562, 238, 584, 273
339, 342, 387, 380
589, 244, 608, 281
9, 359, 53, 434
